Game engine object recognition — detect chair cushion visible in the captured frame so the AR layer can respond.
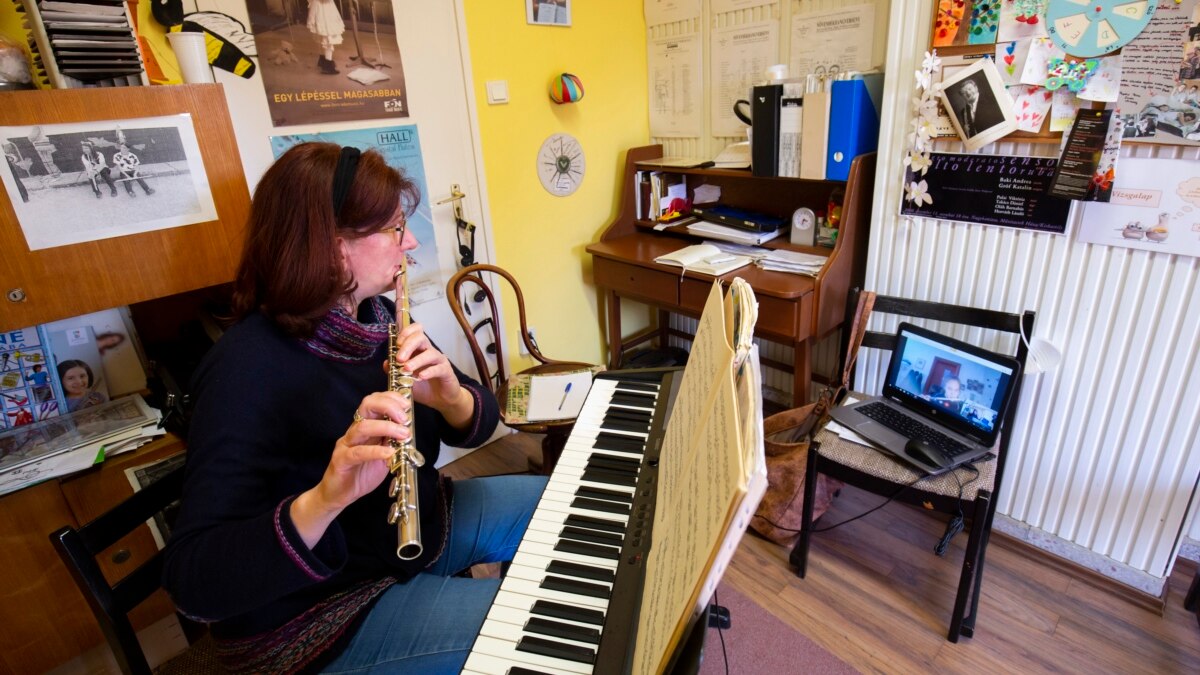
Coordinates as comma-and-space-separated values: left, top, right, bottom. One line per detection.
813, 427, 996, 500
156, 633, 224, 674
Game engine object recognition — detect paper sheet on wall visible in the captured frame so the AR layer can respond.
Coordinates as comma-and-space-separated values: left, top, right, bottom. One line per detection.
645, 0, 701, 26
712, 0, 774, 13
788, 4, 876, 82
1077, 157, 1200, 258
710, 21, 779, 137
1119, 0, 1199, 145
649, 34, 704, 138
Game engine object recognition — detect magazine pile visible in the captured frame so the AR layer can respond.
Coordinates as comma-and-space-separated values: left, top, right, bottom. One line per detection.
0, 394, 163, 496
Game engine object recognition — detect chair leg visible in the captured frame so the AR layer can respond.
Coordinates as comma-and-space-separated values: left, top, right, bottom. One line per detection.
948, 491, 990, 642
788, 441, 821, 578
961, 495, 1001, 637
1185, 566, 1200, 611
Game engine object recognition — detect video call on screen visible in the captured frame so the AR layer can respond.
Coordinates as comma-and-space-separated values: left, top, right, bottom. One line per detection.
890, 330, 1012, 434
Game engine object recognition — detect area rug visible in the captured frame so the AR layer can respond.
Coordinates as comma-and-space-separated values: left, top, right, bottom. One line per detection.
697, 584, 857, 674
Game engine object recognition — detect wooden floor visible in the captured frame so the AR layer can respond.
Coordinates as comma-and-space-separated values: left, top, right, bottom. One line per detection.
444, 431, 1200, 674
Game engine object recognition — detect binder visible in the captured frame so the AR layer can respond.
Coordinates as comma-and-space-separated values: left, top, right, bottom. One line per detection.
749, 84, 782, 177
778, 82, 804, 178
799, 76, 830, 180
826, 73, 884, 181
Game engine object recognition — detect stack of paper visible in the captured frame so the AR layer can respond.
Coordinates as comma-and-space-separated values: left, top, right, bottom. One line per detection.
693, 184, 721, 205
756, 249, 827, 276
0, 394, 163, 496
687, 220, 782, 246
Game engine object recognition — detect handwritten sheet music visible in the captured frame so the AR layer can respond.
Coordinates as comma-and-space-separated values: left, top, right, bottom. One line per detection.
633, 279, 764, 673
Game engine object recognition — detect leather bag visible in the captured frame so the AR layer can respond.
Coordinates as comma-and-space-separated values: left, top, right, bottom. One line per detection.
750, 292, 875, 545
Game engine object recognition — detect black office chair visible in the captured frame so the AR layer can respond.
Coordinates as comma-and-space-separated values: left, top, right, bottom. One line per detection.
49, 464, 222, 674
790, 290, 1033, 642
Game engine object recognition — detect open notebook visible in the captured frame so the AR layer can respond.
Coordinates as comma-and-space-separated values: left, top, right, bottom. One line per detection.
654, 243, 752, 276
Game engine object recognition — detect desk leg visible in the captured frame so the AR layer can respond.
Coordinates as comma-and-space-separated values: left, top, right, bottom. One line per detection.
606, 289, 623, 370
657, 309, 671, 349
793, 338, 811, 406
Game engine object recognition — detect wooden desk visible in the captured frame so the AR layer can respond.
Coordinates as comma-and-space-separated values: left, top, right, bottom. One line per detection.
586, 146, 875, 406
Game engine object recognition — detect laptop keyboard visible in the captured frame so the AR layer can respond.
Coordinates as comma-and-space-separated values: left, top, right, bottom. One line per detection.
857, 402, 973, 459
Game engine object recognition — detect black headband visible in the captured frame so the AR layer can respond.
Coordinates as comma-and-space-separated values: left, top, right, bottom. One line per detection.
331, 146, 361, 217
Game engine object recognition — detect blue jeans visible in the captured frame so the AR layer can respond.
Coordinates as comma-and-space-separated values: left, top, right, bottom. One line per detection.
321, 474, 547, 674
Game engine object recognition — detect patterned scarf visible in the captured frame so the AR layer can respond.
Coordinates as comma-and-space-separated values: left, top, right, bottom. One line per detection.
299, 297, 393, 362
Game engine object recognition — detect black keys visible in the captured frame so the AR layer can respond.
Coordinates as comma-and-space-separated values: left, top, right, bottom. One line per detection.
571, 496, 631, 514
609, 392, 656, 408
560, 525, 623, 546
612, 380, 659, 392
555, 538, 621, 560
509, 668, 556, 675
524, 617, 601, 644
575, 485, 633, 504
540, 574, 611, 599
564, 513, 625, 534
531, 599, 605, 625
547, 560, 615, 583
593, 432, 645, 454
516, 635, 595, 665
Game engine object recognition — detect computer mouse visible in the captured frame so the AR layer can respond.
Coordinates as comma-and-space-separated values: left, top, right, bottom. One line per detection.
904, 439, 944, 468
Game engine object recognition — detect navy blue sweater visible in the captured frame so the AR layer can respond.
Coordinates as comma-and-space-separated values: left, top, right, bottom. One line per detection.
162, 305, 498, 641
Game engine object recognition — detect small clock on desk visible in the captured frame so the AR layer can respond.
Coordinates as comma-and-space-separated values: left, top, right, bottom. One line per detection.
790, 207, 816, 246
537, 133, 585, 197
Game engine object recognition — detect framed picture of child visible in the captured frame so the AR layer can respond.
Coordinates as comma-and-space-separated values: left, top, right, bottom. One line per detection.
936, 58, 1018, 151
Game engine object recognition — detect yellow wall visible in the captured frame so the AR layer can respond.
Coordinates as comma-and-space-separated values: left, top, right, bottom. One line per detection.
463, 1, 648, 372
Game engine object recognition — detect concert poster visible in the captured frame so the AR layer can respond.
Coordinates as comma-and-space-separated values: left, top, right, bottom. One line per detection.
270, 126, 443, 304
901, 153, 1072, 234
245, 0, 409, 127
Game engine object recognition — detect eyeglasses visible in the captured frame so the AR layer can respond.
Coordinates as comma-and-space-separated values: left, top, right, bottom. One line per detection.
387, 216, 408, 244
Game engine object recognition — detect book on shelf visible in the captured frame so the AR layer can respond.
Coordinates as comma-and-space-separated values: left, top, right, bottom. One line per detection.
691, 204, 786, 233
0, 393, 163, 496
654, 243, 753, 277
42, 307, 149, 399
686, 220, 783, 246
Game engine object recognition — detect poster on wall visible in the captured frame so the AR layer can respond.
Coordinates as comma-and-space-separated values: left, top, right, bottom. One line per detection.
1077, 157, 1200, 258
0, 114, 217, 251
649, 34, 703, 137
710, 21, 778, 138
246, 0, 409, 127
645, 0, 701, 26
269, 127, 443, 304
789, 4, 876, 82
900, 152, 1072, 234
1118, 0, 1200, 145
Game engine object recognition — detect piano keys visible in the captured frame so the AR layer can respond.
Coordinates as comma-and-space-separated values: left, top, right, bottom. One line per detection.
464, 368, 682, 675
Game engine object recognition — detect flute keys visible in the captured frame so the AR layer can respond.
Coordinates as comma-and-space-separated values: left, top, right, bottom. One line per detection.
410, 449, 426, 468
388, 501, 402, 525
389, 476, 402, 498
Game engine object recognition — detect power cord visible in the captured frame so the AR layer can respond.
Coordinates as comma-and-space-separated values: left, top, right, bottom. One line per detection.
934, 464, 981, 556
713, 588, 730, 675
756, 473, 927, 534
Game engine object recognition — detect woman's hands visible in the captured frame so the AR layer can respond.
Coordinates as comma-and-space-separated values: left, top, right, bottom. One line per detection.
290, 391, 410, 548
393, 322, 475, 429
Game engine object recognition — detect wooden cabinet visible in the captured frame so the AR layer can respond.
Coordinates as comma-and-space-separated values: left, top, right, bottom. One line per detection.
0, 84, 249, 332
586, 145, 875, 404
0, 83, 250, 673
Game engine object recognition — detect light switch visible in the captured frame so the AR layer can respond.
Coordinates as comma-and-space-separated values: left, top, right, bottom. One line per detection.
486, 80, 509, 105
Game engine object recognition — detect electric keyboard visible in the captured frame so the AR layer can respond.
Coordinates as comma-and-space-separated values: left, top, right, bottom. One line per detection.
463, 368, 683, 675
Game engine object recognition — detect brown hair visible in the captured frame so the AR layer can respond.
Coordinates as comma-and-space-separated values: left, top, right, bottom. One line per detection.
231, 142, 420, 337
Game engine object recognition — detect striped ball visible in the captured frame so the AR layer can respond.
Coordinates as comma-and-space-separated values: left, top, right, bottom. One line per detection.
549, 73, 584, 104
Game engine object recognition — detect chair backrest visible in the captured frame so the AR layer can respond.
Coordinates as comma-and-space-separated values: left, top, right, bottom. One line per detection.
49, 465, 186, 675
446, 264, 568, 392
843, 289, 1034, 488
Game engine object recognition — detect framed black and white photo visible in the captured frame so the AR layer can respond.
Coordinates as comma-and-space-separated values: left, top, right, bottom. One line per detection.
527, 0, 571, 26
936, 58, 1016, 151
0, 113, 217, 251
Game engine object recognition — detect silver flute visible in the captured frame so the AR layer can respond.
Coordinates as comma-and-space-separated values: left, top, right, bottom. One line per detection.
387, 259, 425, 560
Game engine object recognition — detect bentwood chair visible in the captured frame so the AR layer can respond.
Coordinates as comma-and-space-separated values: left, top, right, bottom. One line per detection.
447, 264, 594, 474
49, 463, 222, 674
790, 289, 1033, 642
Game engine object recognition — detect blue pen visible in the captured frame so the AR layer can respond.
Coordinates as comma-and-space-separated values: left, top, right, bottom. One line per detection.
558, 382, 572, 410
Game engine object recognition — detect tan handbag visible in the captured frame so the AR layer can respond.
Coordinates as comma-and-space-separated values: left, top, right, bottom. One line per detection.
750, 292, 875, 546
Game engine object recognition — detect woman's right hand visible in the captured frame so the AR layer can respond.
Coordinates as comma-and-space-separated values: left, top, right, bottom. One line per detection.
290, 391, 411, 548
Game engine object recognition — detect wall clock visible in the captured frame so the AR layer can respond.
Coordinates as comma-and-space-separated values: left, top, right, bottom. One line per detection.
1045, 0, 1155, 58
537, 133, 585, 197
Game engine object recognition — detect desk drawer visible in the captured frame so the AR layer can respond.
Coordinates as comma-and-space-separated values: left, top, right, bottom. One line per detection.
594, 258, 679, 306
681, 279, 808, 340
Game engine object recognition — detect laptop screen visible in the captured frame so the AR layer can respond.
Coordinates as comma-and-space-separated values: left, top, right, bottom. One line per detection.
882, 323, 1019, 444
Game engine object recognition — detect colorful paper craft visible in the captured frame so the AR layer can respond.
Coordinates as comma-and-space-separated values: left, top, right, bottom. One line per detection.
1045, 57, 1100, 92
998, 0, 1048, 42
1077, 54, 1121, 102
996, 39, 1033, 84
1008, 84, 1054, 132
933, 0, 968, 47
1050, 88, 1080, 132
967, 0, 1001, 44
1020, 37, 1064, 86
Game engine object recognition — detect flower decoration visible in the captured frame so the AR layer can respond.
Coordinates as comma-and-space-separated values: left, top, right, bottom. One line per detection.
904, 50, 941, 205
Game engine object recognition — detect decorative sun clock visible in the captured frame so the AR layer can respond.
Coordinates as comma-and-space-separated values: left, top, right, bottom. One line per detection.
1045, 0, 1156, 58
537, 133, 585, 197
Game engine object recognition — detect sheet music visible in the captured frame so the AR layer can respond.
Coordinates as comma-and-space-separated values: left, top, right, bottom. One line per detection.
633, 279, 764, 673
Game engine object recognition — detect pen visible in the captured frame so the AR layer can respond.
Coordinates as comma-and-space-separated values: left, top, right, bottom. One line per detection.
558, 382, 572, 411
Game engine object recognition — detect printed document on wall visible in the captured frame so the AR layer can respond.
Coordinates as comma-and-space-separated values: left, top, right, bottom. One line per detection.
650, 35, 704, 137
711, 21, 779, 137
645, 0, 701, 26
789, 4, 876, 82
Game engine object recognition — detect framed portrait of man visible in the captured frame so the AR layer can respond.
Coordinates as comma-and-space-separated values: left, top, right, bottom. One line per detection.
936, 58, 1017, 151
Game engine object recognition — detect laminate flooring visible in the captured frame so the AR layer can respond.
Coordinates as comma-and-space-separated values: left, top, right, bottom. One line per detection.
444, 431, 1200, 674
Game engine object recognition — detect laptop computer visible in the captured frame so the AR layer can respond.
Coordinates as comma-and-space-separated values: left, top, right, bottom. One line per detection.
830, 322, 1022, 475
